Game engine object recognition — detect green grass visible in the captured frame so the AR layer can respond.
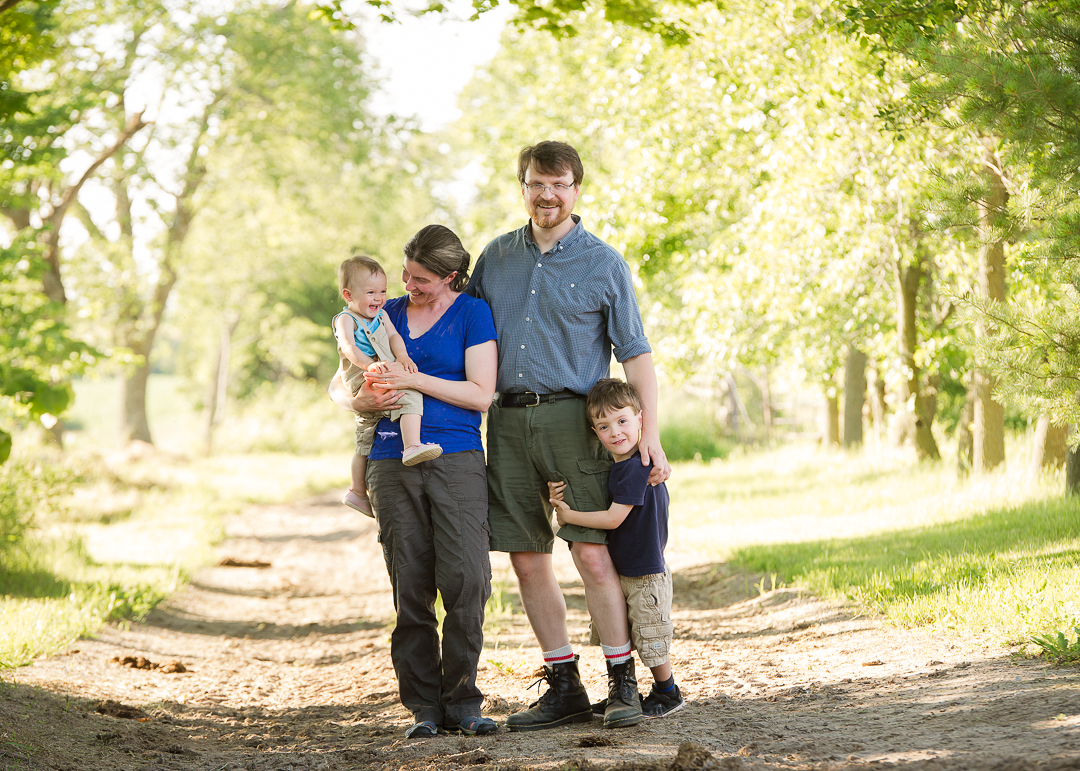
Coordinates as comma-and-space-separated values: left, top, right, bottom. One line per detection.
0, 441, 355, 669
688, 444, 1080, 650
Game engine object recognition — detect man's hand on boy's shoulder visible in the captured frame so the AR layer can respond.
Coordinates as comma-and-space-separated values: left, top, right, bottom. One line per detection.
638, 431, 671, 485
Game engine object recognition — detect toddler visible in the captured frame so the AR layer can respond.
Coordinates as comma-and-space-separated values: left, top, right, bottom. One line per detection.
334, 255, 441, 516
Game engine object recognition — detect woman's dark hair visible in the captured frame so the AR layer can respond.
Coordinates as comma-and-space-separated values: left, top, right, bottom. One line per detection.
403, 225, 471, 292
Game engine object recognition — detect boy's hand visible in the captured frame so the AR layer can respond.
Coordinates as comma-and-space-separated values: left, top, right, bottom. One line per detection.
547, 480, 566, 503
399, 356, 419, 374
367, 360, 390, 374
550, 498, 572, 526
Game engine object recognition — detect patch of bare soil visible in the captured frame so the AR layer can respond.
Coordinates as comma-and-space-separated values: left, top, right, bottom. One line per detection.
4, 492, 1080, 771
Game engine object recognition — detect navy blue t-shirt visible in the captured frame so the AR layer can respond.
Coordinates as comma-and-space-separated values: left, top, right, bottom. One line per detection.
606, 451, 669, 577
368, 294, 497, 460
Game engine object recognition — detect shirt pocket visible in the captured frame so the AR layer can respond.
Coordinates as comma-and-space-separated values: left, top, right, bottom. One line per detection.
549, 277, 606, 317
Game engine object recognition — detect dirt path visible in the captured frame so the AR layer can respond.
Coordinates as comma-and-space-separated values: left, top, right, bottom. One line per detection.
4, 492, 1080, 771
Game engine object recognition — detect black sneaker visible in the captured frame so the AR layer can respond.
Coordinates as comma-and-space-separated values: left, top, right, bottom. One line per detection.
641, 683, 684, 718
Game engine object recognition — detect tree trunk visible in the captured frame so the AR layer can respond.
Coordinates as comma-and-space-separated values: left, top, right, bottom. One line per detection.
760, 366, 773, 442
825, 389, 840, 448
1067, 426, 1080, 497
843, 346, 867, 448
915, 373, 940, 461
973, 137, 1008, 472
956, 384, 975, 477
894, 248, 940, 460
203, 312, 240, 455
121, 357, 153, 444
868, 365, 886, 442
1030, 415, 1068, 474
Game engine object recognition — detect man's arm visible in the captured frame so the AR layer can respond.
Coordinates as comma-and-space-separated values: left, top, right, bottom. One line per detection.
622, 352, 671, 484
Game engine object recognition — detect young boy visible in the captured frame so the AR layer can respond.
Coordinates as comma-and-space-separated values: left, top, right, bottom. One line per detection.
548, 378, 683, 723
334, 255, 441, 517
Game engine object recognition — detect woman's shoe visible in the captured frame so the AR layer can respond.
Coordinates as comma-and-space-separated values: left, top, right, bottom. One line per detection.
404, 721, 440, 739
445, 716, 497, 736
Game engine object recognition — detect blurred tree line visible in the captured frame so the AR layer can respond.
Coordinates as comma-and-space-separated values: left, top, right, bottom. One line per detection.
1, 0, 443, 457
2, 0, 1078, 492
447, 0, 1078, 485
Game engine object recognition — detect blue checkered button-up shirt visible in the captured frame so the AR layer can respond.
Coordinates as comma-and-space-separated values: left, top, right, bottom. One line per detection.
467, 216, 652, 395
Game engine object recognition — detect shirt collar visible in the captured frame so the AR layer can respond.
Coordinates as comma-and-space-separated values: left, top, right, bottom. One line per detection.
521, 214, 584, 252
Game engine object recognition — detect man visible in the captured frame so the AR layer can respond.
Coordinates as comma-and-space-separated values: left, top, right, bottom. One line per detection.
468, 140, 670, 731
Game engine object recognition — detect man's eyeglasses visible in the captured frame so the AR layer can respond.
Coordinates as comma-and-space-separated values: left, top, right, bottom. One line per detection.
524, 182, 576, 195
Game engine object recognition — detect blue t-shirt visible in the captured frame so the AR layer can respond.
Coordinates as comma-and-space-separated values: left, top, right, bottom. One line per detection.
606, 451, 669, 577
368, 294, 497, 460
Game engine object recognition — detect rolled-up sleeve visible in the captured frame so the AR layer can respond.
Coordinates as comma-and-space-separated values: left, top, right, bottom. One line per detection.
606, 257, 652, 363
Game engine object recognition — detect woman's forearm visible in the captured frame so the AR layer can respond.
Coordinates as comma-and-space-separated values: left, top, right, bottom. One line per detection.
373, 340, 496, 412
411, 373, 494, 412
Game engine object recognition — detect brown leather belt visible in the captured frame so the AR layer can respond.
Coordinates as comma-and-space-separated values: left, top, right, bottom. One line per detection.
498, 390, 584, 408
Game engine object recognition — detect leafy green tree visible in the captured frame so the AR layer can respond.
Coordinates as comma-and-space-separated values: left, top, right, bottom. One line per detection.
902, 1, 1080, 445
0, 0, 107, 455
314, 0, 703, 42
0, 236, 96, 461
63, 0, 391, 444
169, 131, 438, 452
453, 0, 973, 457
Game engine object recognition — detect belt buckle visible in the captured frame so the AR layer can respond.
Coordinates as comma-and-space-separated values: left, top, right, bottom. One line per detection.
523, 391, 541, 407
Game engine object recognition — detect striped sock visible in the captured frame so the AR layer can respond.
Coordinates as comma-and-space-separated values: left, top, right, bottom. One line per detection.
543, 645, 575, 666
655, 675, 676, 692
602, 640, 632, 666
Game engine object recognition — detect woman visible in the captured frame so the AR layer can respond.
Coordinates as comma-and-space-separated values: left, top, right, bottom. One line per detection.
329, 224, 498, 738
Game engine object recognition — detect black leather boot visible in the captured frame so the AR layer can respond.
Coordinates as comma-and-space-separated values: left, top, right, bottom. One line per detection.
603, 658, 643, 728
506, 655, 593, 731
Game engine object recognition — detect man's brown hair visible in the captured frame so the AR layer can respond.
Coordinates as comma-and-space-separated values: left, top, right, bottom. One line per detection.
517, 141, 584, 186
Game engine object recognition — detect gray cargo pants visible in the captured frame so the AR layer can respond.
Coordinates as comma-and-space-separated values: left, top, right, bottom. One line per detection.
367, 450, 492, 724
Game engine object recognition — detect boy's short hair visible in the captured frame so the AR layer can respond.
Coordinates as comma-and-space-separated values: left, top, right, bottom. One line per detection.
338, 254, 384, 293
586, 378, 642, 423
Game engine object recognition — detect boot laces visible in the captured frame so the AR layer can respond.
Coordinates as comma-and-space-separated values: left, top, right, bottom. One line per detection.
523, 667, 557, 707
610, 667, 635, 703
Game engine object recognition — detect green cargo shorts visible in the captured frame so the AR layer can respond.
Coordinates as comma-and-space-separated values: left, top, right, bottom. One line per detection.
486, 397, 612, 553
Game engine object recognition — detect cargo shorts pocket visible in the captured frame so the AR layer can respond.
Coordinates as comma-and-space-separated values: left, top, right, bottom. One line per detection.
576, 459, 612, 474
635, 622, 672, 666
569, 458, 611, 511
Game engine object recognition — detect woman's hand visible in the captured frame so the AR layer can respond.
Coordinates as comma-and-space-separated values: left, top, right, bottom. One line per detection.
547, 480, 566, 502
364, 361, 420, 392
329, 369, 402, 412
